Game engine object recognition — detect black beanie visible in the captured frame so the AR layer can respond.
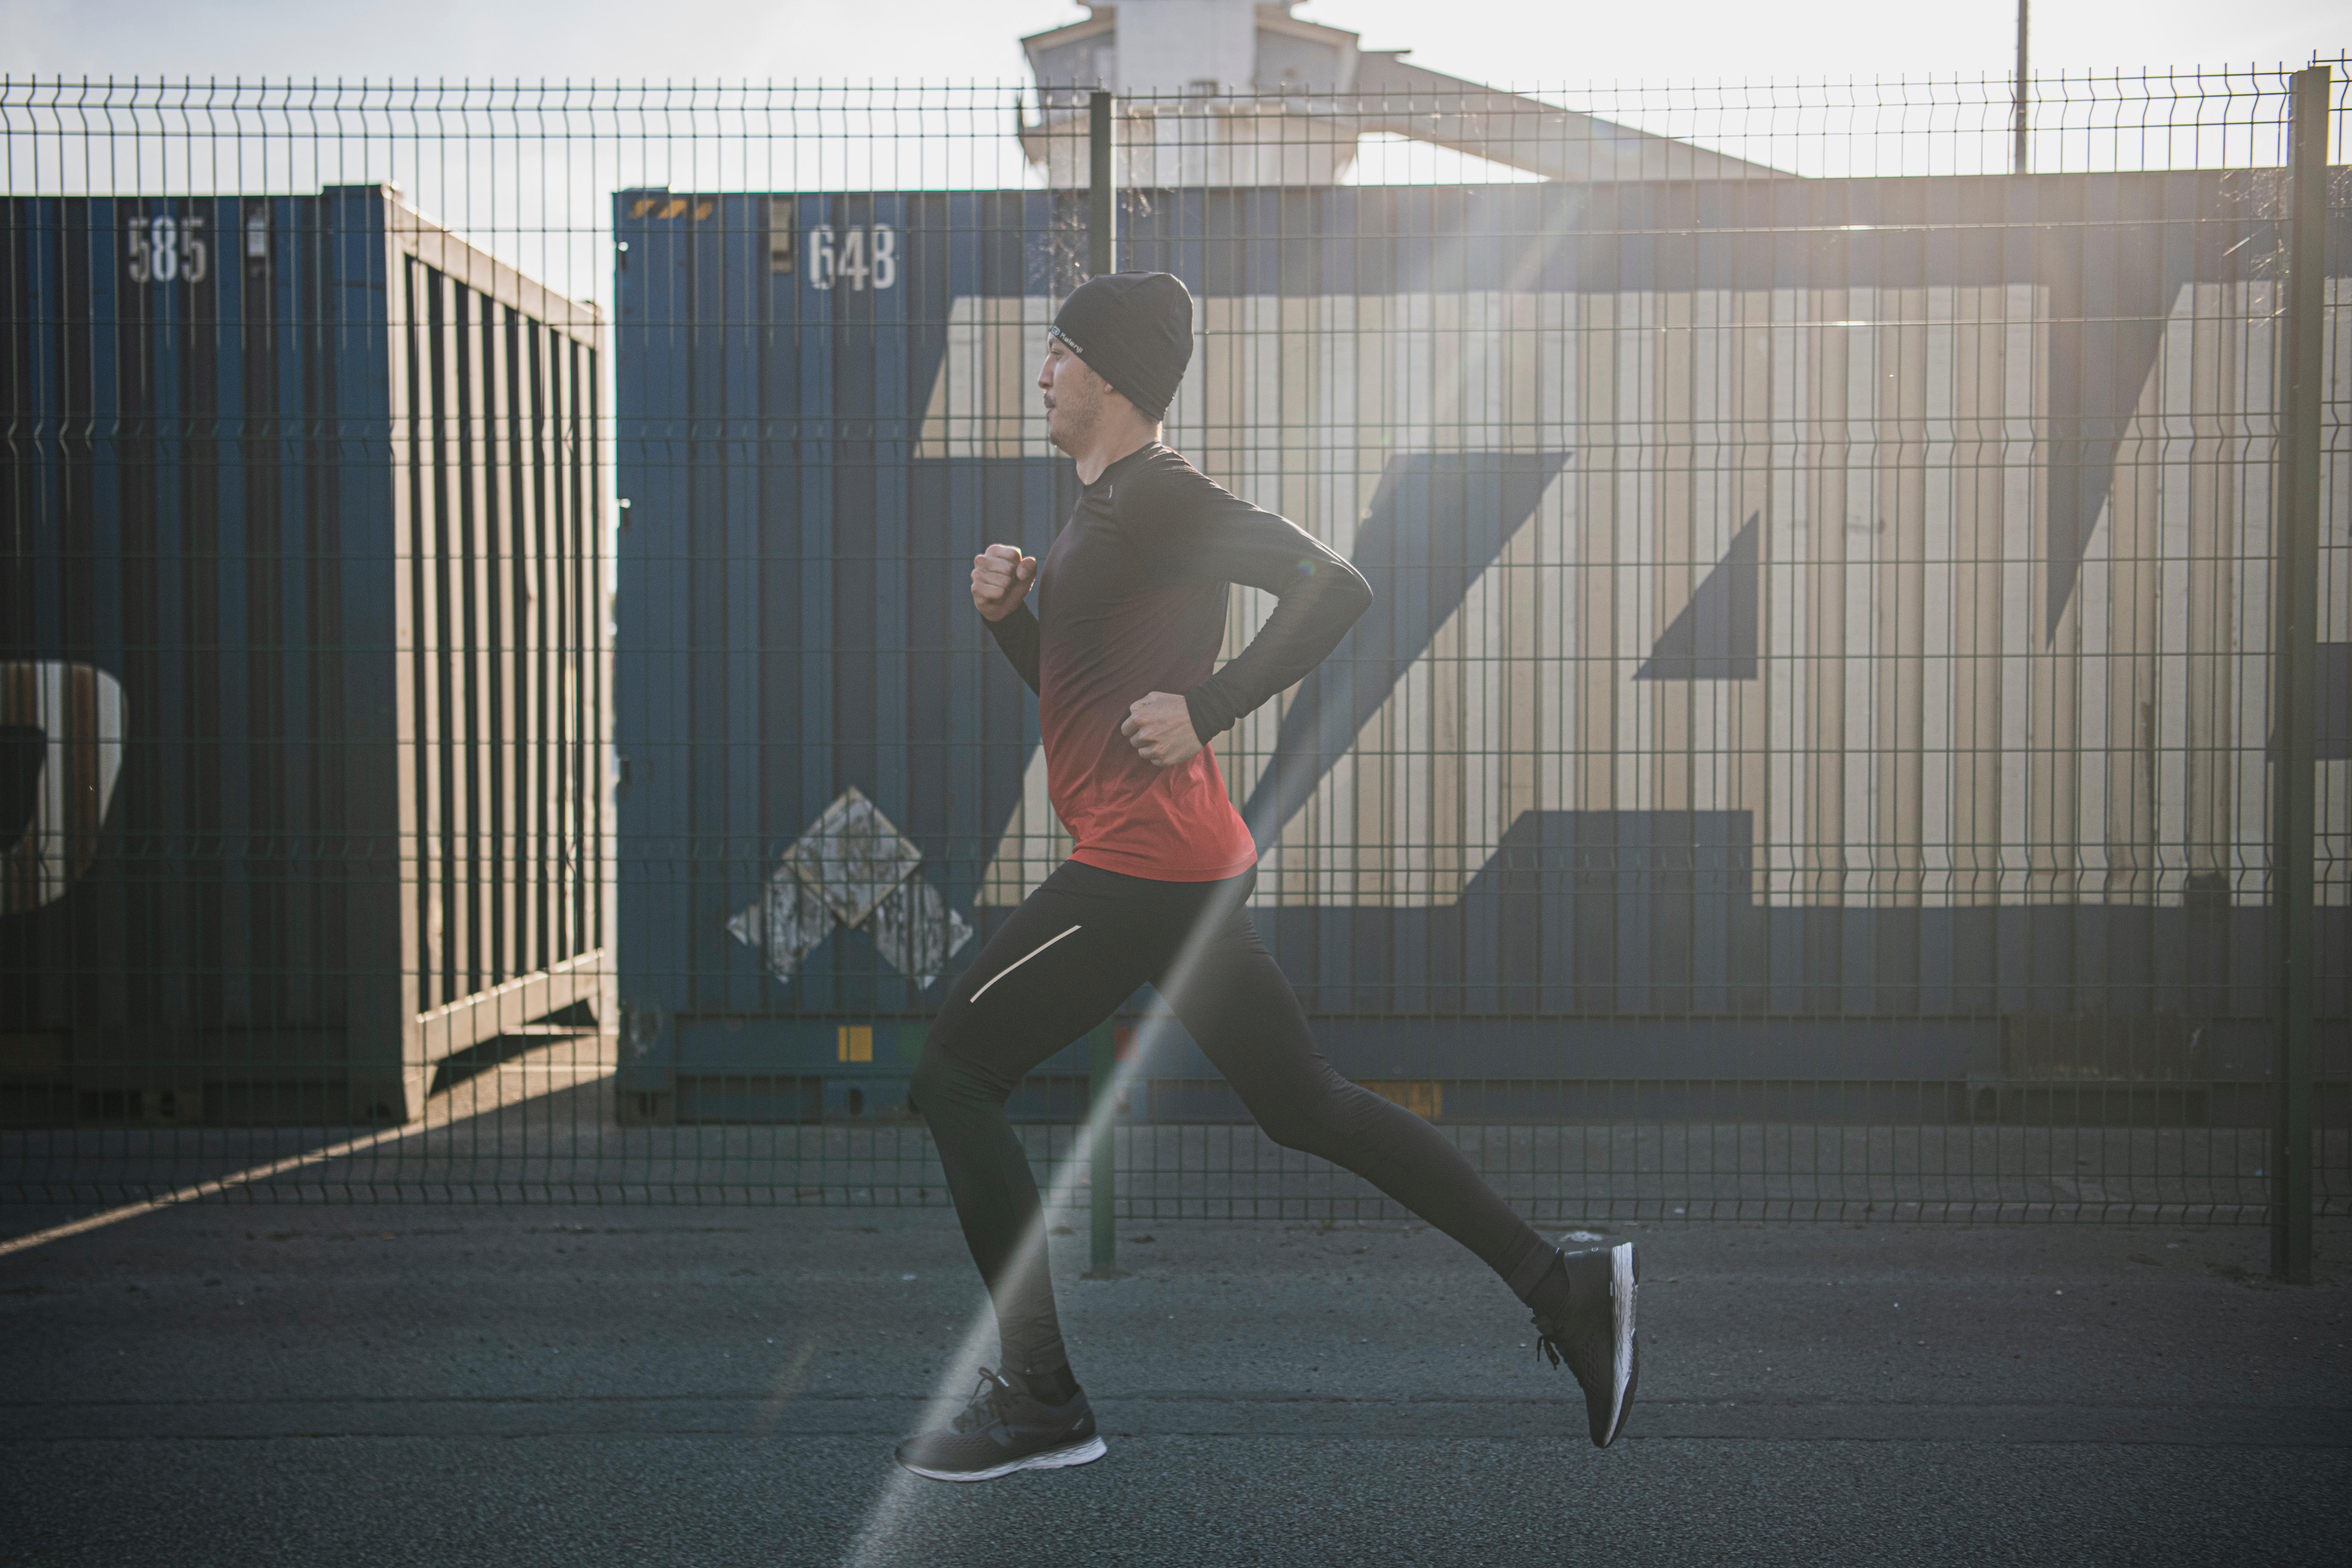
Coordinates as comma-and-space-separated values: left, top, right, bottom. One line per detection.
1050, 271, 1193, 420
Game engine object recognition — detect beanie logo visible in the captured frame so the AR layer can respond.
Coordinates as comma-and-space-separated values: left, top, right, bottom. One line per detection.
1049, 324, 1087, 357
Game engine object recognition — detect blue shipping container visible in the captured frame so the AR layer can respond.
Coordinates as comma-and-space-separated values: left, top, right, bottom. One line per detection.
611, 174, 2349, 1127
3, 185, 611, 1127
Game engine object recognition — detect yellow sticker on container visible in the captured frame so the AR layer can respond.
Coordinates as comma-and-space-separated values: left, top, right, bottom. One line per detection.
1364, 1080, 1441, 1120
837, 1025, 874, 1063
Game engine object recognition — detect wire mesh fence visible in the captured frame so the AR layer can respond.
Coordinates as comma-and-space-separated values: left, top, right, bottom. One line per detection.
2, 68, 2346, 1226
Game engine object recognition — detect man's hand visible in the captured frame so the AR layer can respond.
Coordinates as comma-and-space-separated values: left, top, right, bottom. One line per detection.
1121, 691, 1204, 769
970, 543, 1037, 622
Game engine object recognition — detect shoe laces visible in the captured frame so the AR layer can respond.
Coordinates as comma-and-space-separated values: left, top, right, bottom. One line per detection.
951, 1368, 1018, 1434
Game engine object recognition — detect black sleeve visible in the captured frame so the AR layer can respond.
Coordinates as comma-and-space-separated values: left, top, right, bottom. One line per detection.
1119, 456, 1373, 744
983, 602, 1041, 694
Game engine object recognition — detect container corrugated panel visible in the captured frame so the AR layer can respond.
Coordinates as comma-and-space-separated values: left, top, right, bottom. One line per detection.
1, 185, 611, 1127
612, 173, 2349, 1127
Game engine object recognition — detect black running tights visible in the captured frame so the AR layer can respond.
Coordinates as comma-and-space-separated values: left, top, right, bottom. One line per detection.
911, 859, 1546, 1380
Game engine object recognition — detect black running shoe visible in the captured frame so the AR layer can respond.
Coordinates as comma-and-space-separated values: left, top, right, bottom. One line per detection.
1532, 1242, 1639, 1448
894, 1368, 1106, 1483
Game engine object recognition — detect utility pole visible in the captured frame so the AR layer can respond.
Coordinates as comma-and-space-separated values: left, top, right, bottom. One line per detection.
2012, 0, 2031, 174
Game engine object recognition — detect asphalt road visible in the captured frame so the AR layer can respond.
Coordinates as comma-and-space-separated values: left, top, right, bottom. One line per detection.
1, 1204, 2345, 1566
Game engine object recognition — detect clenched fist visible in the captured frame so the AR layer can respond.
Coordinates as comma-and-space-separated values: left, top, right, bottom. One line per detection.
970, 542, 1037, 622
1121, 691, 1204, 769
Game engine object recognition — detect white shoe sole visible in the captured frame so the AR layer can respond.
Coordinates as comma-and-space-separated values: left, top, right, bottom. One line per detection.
1600, 1242, 1639, 1447
898, 1434, 1108, 1484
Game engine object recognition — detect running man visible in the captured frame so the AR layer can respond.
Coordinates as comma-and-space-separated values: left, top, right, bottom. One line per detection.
895, 272, 1637, 1482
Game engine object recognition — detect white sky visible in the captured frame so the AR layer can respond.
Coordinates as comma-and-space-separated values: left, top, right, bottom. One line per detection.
5, 0, 2343, 86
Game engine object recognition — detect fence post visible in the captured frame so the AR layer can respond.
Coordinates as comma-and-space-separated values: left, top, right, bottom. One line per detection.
2271, 64, 2329, 1285
1085, 87, 1120, 1284
1086, 1022, 1118, 1278
1088, 89, 1118, 272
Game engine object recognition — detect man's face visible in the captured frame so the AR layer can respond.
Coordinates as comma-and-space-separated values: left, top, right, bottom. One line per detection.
1037, 333, 1106, 454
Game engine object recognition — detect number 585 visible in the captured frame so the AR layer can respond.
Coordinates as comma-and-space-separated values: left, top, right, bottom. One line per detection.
127, 214, 209, 284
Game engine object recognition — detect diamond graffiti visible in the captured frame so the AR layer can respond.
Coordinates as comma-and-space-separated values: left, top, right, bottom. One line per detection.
727, 787, 973, 988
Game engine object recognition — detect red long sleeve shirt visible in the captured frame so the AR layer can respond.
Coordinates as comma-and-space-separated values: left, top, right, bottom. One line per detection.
985, 443, 1372, 883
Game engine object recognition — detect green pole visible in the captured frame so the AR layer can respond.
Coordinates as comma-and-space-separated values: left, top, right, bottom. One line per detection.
2270, 65, 2327, 1285
1085, 89, 1120, 1284
1087, 1021, 1117, 1279
1088, 88, 1118, 276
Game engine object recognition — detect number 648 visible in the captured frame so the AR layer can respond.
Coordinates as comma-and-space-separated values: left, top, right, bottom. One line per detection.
808, 223, 896, 292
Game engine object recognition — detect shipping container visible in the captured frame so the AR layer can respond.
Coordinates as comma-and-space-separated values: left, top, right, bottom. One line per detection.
2, 184, 611, 1127
612, 174, 2349, 1129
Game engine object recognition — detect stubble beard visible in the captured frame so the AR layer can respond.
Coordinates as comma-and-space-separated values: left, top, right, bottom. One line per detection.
1045, 377, 1098, 457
